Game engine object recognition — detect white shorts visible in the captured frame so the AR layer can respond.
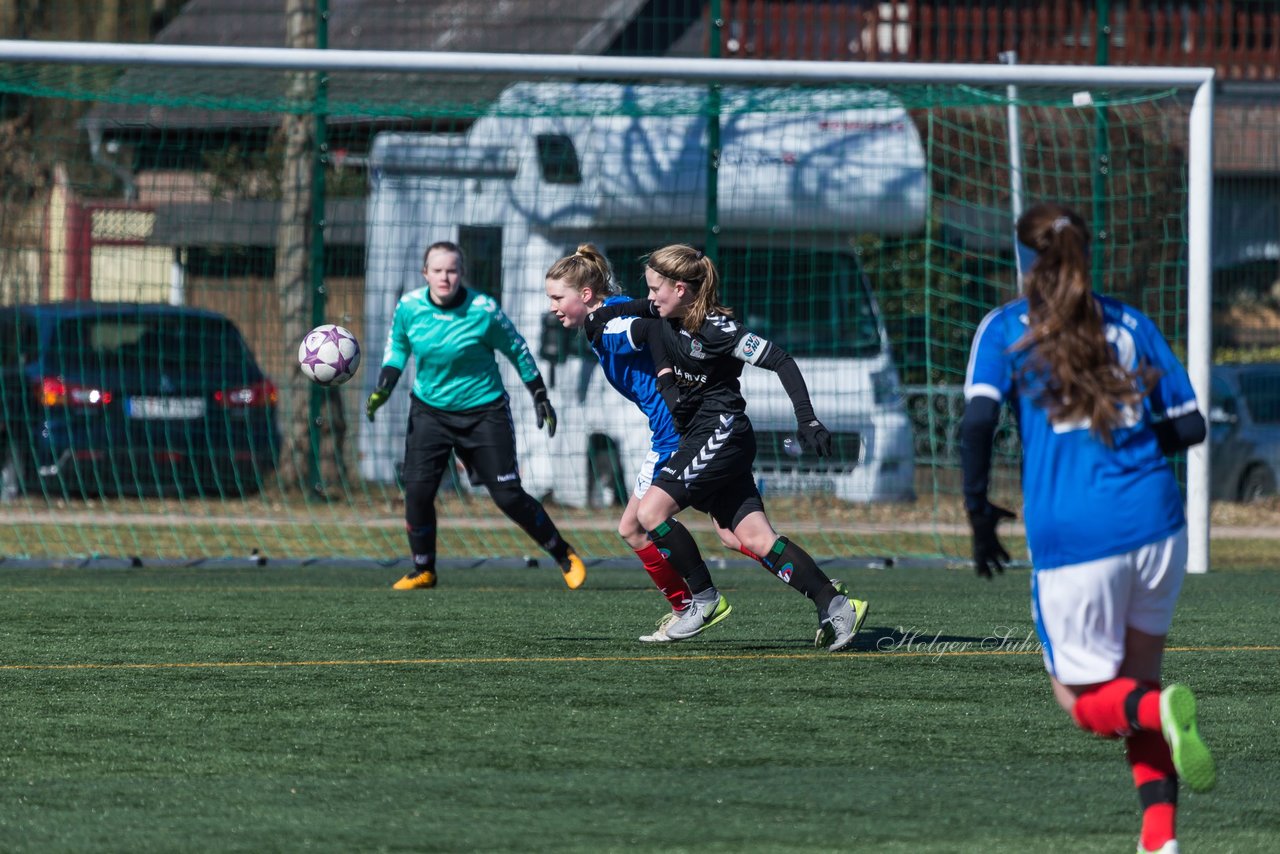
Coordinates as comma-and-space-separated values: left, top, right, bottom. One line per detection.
1031, 528, 1187, 686
633, 449, 671, 500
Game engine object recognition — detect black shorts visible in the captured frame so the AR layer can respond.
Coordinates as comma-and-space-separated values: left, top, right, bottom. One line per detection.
653, 412, 765, 530
401, 395, 521, 488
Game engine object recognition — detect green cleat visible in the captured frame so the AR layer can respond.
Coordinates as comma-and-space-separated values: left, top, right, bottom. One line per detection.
816, 580, 868, 648
1160, 684, 1216, 793
665, 594, 732, 640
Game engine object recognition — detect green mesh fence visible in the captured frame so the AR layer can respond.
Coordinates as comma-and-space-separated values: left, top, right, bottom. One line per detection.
0, 55, 1196, 566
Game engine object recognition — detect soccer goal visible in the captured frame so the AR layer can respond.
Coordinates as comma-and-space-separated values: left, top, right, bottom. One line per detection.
0, 40, 1213, 573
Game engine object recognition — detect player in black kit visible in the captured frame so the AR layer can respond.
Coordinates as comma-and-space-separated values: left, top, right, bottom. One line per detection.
585, 244, 869, 651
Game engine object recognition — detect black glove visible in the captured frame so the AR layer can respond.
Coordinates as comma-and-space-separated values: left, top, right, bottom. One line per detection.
525, 376, 557, 438
968, 503, 1016, 579
365, 388, 390, 422
533, 392, 557, 437
796, 418, 833, 457
655, 372, 688, 433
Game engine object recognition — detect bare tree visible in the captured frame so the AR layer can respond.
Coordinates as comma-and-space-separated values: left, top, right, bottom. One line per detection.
275, 0, 346, 495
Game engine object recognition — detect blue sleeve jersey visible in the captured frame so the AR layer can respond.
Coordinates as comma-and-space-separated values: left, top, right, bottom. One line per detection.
591, 296, 679, 454
965, 294, 1196, 569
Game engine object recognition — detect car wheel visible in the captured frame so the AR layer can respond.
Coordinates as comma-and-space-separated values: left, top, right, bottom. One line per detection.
1239, 465, 1277, 503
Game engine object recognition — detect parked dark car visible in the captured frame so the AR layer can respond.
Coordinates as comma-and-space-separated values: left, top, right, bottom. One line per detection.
0, 302, 280, 499
1209, 363, 1280, 502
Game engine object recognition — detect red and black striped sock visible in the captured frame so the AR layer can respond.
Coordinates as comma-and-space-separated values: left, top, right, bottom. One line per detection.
1128, 729, 1177, 852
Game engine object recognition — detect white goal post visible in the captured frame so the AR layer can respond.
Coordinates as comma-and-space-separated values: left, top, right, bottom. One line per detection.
0, 40, 1216, 573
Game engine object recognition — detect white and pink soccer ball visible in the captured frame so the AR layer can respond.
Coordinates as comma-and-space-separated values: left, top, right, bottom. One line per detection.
298, 324, 361, 386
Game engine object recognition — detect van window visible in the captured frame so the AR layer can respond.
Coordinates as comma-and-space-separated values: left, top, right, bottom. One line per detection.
536, 134, 581, 184
458, 225, 503, 301
1239, 369, 1280, 424
606, 246, 883, 358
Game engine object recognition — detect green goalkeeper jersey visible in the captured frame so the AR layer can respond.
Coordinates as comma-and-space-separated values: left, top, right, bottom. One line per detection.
381, 286, 539, 411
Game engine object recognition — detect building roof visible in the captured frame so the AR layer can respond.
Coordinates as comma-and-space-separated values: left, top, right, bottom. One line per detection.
84, 0, 653, 131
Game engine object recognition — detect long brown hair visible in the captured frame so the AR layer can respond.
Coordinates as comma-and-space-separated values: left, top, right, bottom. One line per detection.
545, 243, 618, 301
1013, 202, 1157, 446
645, 244, 730, 332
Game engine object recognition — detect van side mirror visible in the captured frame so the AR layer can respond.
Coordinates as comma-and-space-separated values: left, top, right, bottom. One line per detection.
539, 312, 573, 368
1209, 405, 1238, 426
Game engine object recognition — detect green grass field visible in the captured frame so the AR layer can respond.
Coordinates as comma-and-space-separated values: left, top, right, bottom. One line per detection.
0, 562, 1276, 852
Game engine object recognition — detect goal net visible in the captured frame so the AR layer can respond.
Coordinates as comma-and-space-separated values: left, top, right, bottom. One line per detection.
0, 48, 1205, 568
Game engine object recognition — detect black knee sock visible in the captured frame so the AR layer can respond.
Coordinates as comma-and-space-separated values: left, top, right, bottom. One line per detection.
404, 481, 438, 569
761, 536, 836, 611
648, 519, 715, 595
489, 484, 569, 562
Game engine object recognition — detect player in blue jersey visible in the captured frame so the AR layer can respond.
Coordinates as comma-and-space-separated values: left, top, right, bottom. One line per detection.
961, 202, 1215, 854
545, 243, 756, 642
365, 241, 586, 591
583, 244, 869, 652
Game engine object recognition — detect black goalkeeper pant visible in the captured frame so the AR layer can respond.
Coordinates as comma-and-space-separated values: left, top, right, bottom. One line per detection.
400, 395, 568, 566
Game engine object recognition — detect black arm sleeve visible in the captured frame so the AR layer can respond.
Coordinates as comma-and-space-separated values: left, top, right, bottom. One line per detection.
654, 371, 681, 415
960, 396, 1001, 514
376, 365, 402, 392
755, 343, 816, 422
629, 318, 672, 371
582, 299, 657, 343
1151, 410, 1207, 455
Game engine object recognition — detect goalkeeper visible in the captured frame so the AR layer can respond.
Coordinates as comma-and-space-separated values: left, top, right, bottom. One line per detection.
960, 202, 1214, 854
366, 241, 586, 591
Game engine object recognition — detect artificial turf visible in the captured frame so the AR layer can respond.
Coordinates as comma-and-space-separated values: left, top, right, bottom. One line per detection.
0, 562, 1276, 852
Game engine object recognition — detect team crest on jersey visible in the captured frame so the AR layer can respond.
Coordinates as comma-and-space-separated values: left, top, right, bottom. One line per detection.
775, 562, 794, 582
688, 340, 706, 360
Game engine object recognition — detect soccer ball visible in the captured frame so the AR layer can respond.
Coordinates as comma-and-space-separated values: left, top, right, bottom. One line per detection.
298, 324, 361, 386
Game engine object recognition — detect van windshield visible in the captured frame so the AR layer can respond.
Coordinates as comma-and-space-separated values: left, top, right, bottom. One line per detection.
1239, 370, 1280, 424
607, 246, 883, 358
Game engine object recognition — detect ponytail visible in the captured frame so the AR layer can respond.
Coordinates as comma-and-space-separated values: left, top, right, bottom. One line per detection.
545, 243, 618, 299
1013, 203, 1158, 445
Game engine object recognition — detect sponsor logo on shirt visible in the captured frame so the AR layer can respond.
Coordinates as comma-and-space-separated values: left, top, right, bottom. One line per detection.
496, 472, 520, 482
733, 333, 765, 362
674, 365, 708, 385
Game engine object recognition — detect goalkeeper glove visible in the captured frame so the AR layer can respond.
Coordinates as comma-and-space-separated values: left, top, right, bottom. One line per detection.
968, 503, 1015, 579
525, 376, 557, 438
796, 418, 833, 457
533, 391, 557, 437
366, 388, 390, 422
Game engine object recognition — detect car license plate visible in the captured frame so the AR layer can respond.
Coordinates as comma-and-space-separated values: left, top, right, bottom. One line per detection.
127, 396, 206, 420
756, 473, 839, 495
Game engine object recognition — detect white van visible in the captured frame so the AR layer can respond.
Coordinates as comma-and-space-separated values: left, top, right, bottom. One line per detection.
360, 82, 925, 507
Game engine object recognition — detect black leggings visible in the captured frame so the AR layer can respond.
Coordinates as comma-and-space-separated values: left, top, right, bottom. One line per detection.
401, 396, 568, 565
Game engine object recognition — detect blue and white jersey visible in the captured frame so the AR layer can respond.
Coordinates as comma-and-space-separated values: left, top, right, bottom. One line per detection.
591, 296, 679, 455
965, 294, 1197, 569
